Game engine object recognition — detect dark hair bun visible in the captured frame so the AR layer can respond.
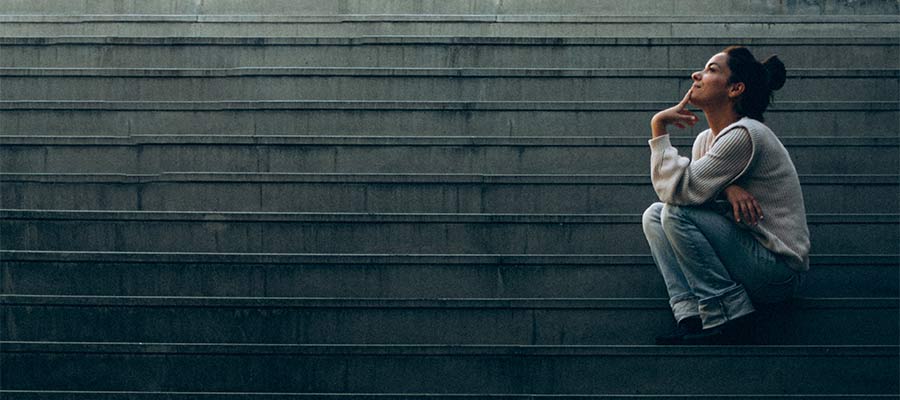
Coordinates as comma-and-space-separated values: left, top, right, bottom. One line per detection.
762, 55, 786, 91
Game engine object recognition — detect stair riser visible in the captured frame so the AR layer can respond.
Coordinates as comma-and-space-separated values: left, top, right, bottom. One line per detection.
0, 393, 892, 400
3, 259, 896, 298
1, 218, 895, 254
3, 21, 895, 38
2, 180, 896, 214
1, 109, 895, 136
3, 144, 896, 174
3, 349, 897, 394
3, 0, 896, 15
2, 43, 896, 69
3, 301, 897, 345
3, 75, 894, 102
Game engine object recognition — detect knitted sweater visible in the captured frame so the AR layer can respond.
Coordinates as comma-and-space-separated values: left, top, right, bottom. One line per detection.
649, 117, 811, 272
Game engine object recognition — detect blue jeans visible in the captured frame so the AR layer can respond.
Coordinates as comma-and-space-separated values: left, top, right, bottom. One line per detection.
642, 202, 801, 329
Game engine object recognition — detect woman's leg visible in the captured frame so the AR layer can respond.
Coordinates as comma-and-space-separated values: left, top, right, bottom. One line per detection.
642, 202, 700, 323
660, 203, 799, 329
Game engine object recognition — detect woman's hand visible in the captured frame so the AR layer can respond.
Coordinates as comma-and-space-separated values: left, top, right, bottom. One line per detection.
724, 184, 763, 225
651, 88, 698, 138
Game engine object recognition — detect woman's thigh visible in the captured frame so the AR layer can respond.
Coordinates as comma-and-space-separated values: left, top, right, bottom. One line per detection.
666, 204, 798, 303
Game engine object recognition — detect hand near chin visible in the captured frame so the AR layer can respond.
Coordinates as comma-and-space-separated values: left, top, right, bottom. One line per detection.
651, 89, 699, 137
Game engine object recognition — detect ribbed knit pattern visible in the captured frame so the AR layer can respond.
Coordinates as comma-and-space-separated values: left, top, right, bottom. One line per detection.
649, 117, 811, 271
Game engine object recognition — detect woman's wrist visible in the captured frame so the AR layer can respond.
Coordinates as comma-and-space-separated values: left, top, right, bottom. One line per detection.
651, 117, 668, 138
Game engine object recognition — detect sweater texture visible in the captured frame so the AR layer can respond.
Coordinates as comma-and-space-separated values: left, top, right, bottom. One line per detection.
649, 117, 811, 271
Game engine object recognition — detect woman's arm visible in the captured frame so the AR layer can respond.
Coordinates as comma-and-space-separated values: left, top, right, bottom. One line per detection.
650, 129, 752, 205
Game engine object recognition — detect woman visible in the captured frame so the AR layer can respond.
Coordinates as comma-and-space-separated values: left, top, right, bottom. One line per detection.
642, 46, 810, 345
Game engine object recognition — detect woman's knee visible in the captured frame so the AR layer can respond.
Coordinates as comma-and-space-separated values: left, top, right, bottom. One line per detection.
659, 203, 682, 232
660, 203, 688, 220
660, 203, 715, 230
642, 202, 665, 230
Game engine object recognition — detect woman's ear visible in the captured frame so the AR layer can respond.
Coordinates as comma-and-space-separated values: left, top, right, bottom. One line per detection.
728, 82, 745, 99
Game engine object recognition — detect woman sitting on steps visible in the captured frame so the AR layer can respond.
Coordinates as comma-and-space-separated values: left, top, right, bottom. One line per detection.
642, 46, 810, 345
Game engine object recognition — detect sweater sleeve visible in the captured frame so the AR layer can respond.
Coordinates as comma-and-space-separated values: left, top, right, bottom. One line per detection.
649, 127, 753, 205
691, 130, 708, 160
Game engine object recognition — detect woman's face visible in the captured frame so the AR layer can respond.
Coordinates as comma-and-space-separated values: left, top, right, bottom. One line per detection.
690, 52, 739, 108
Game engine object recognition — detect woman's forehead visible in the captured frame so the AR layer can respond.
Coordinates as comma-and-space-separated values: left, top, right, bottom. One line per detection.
705, 53, 729, 68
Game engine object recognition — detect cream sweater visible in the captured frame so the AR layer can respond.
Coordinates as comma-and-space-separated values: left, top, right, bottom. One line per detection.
649, 117, 811, 271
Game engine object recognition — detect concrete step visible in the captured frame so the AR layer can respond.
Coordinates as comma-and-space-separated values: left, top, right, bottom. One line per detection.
2, 394, 898, 400
2, 68, 895, 102
2, 295, 896, 346
1, 210, 896, 254
3, 251, 896, 299
3, 342, 897, 394
2, 136, 896, 175
3, 0, 896, 16
1, 15, 896, 38
2, 37, 896, 69
2, 173, 896, 214
1, 101, 896, 136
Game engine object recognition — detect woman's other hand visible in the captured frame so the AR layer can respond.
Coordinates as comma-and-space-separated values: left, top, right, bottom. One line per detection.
724, 184, 763, 225
651, 88, 698, 138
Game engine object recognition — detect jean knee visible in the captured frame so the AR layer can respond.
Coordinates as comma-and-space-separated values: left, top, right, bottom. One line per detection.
642, 202, 664, 232
659, 203, 679, 231
660, 203, 707, 229
660, 203, 686, 220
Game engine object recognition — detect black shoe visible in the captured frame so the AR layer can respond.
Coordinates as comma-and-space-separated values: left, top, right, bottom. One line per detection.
655, 316, 703, 345
681, 313, 757, 345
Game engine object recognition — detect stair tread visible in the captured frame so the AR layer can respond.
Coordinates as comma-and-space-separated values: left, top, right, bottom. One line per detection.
3, 250, 894, 265
3, 15, 898, 23
1, 210, 896, 231
1, 391, 898, 399
3, 295, 896, 309
1, 172, 896, 185
2, 209, 896, 222
2, 67, 897, 77
3, 36, 897, 45
1, 0, 895, 17
3, 135, 897, 146
4, 341, 898, 356
2, 100, 896, 111
2, 15, 894, 39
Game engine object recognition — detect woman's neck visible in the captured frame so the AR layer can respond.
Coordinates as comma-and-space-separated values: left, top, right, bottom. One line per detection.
704, 106, 743, 136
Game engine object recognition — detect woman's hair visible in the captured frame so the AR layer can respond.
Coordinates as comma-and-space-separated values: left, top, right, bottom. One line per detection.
722, 46, 786, 122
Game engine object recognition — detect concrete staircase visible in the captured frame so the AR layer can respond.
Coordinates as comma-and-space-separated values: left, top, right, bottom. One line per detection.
1, 0, 898, 397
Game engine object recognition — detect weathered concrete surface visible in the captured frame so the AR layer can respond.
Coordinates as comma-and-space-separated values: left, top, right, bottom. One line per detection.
3, 252, 896, 298
3, 38, 897, 69
1, 173, 896, 214
1, 210, 896, 254
2, 342, 898, 394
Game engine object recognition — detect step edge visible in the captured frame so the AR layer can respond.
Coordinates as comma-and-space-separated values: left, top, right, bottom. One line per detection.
2, 37, 897, 45
1, 67, 897, 78
2, 135, 897, 146
3, 341, 898, 357
2, 295, 896, 309
2, 250, 895, 265
1, 209, 897, 223
1, 173, 896, 185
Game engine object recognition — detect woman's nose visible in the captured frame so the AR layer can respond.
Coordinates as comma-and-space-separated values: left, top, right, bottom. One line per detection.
691, 71, 702, 81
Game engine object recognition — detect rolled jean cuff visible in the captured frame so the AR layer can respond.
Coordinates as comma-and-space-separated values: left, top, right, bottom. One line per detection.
698, 285, 756, 329
670, 296, 700, 323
